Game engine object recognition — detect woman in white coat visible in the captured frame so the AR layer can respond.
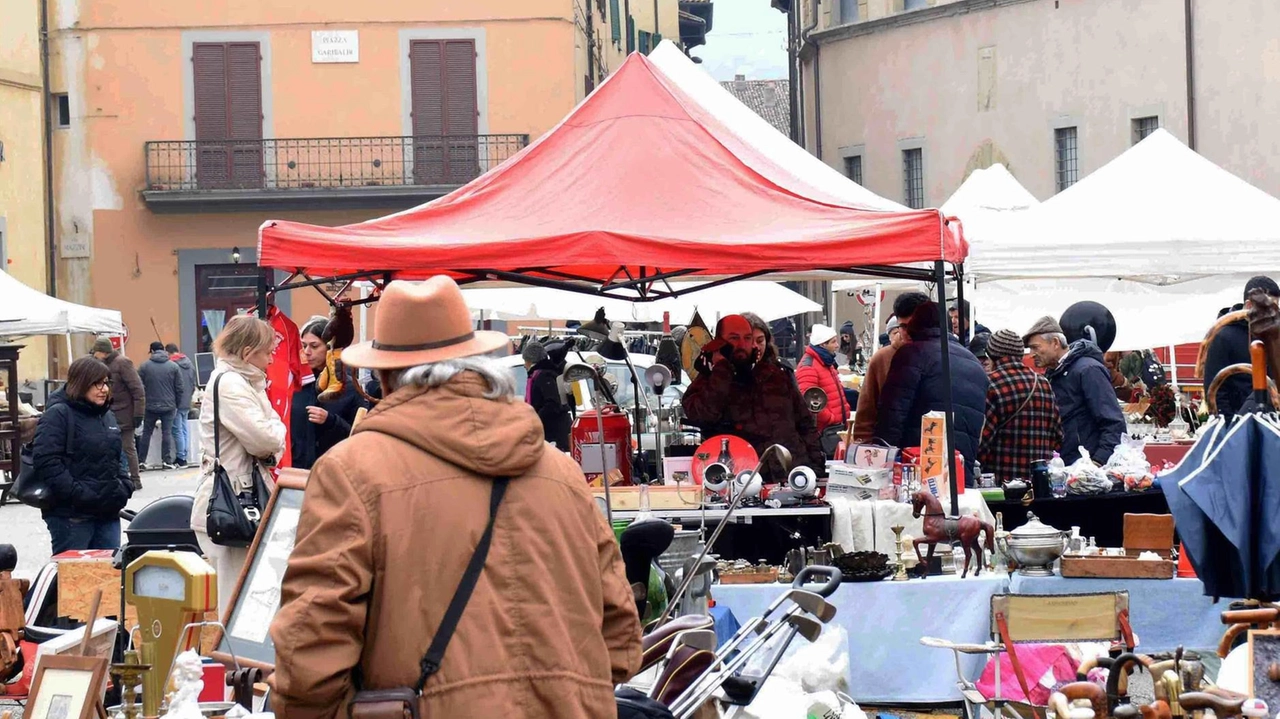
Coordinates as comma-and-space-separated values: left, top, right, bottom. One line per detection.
189, 314, 286, 612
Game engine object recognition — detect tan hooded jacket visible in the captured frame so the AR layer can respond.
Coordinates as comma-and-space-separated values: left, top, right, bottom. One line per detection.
269, 372, 641, 719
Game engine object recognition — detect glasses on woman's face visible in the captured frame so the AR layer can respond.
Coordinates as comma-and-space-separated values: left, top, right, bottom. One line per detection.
94, 379, 112, 390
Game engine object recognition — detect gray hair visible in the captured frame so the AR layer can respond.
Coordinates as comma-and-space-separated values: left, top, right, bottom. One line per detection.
1039, 332, 1069, 349
383, 354, 516, 400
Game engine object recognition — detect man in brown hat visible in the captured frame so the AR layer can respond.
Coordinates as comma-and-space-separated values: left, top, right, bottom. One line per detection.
979, 329, 1063, 483
270, 277, 641, 719
1023, 315, 1125, 464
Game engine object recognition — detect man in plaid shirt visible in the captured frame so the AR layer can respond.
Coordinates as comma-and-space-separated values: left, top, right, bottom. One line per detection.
978, 329, 1063, 483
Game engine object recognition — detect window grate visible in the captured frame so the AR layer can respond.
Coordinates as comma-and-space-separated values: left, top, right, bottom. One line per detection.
1133, 116, 1159, 145
903, 149, 924, 209
844, 155, 863, 185
1055, 127, 1078, 192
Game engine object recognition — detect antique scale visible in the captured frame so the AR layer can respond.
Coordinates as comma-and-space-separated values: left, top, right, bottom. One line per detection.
123, 551, 218, 718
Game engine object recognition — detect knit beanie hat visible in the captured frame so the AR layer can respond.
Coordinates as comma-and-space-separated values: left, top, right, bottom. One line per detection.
809, 324, 838, 347
987, 329, 1025, 359
522, 341, 549, 364
92, 338, 114, 354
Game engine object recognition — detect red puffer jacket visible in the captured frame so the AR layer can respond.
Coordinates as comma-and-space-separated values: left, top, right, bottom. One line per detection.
796, 345, 850, 430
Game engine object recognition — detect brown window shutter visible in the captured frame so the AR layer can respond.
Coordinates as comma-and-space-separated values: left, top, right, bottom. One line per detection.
226, 43, 262, 141
443, 40, 477, 135
193, 43, 228, 141
409, 40, 444, 136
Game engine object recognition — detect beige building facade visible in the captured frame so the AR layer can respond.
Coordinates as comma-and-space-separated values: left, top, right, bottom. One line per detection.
40, 0, 692, 376
798, 0, 1280, 209
0, 0, 52, 382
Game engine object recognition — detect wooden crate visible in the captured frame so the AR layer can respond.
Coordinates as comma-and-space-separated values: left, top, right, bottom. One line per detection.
1060, 555, 1175, 579
1123, 513, 1175, 558
717, 567, 779, 584
56, 551, 137, 628
592, 485, 702, 510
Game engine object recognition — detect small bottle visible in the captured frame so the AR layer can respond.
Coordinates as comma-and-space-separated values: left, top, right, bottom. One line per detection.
717, 437, 733, 472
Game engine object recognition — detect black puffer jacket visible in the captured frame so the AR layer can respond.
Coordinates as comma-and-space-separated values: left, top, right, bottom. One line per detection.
34, 389, 133, 520
290, 369, 369, 470
527, 358, 572, 450
875, 328, 990, 482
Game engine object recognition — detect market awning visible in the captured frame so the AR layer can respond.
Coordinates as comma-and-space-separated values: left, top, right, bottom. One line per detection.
0, 270, 123, 337
258, 43, 963, 295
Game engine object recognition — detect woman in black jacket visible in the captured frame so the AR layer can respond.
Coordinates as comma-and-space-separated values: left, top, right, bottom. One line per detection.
290, 317, 369, 469
34, 357, 134, 554
522, 340, 572, 450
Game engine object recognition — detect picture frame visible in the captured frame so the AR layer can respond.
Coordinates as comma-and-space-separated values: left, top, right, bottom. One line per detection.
25, 654, 109, 719
210, 468, 308, 673
1248, 628, 1280, 712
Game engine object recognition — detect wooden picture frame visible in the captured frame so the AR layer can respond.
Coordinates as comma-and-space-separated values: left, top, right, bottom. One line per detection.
26, 655, 109, 719
1247, 628, 1280, 711
210, 468, 309, 673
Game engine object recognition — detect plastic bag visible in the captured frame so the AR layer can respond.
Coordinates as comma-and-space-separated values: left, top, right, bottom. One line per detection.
1103, 436, 1154, 491
1065, 448, 1113, 495
773, 625, 851, 694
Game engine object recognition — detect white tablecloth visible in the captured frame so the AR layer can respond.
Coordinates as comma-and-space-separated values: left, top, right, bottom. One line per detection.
829, 491, 995, 554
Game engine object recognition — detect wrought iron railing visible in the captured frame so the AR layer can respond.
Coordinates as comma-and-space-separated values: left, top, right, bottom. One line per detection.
144, 134, 529, 193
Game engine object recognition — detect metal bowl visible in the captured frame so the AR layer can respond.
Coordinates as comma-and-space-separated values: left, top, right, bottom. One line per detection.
999, 512, 1068, 576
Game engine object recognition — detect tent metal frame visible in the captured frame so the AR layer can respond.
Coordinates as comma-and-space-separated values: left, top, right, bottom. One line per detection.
257, 259, 970, 512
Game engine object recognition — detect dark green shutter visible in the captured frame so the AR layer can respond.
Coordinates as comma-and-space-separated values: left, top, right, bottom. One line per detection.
610, 0, 621, 43
652, 32, 662, 49
626, 16, 635, 53
638, 31, 649, 55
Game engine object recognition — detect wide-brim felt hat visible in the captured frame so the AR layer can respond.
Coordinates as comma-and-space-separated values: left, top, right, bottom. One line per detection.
342, 276, 510, 370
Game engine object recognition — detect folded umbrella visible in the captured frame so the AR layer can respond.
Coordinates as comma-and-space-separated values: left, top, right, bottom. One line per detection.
1253, 415, 1280, 596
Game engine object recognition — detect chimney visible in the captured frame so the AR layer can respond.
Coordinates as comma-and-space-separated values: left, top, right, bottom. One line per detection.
734, 73, 746, 82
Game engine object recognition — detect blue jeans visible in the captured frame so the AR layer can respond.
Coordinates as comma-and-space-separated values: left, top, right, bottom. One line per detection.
44, 516, 121, 555
171, 409, 190, 463
138, 409, 174, 464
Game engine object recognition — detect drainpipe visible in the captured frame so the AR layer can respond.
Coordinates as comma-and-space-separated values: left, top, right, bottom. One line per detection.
40, 0, 58, 376
1183, 0, 1197, 150
586, 0, 595, 91
799, 0, 820, 155
787, 3, 799, 144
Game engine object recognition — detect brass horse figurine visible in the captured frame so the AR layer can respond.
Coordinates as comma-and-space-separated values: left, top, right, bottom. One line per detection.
910, 490, 995, 578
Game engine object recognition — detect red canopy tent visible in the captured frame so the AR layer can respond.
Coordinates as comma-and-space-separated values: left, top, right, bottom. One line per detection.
257, 51, 965, 295
256, 48, 972, 509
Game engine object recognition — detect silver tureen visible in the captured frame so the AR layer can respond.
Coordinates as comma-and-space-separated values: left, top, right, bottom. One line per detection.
996, 512, 1068, 577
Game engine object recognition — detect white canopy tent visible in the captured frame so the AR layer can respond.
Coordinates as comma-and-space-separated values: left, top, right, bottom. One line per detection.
970, 130, 1280, 282
0, 269, 123, 337
462, 280, 822, 325
969, 131, 1280, 351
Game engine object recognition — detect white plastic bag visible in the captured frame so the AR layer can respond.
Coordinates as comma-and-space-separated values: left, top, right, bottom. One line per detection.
1102, 435, 1154, 490
1065, 448, 1112, 495
774, 625, 851, 694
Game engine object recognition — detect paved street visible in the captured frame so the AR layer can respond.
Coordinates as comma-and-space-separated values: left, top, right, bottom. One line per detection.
2, 467, 201, 580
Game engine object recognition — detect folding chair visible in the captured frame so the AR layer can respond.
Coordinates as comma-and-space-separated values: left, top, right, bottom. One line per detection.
921, 592, 1133, 719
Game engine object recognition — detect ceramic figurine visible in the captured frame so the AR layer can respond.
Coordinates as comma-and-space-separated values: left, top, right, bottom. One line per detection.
160, 650, 205, 719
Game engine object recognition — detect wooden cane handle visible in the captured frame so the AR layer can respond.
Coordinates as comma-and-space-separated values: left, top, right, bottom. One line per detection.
1179, 692, 1246, 716
1207, 365, 1280, 414
1252, 341, 1268, 392
1221, 608, 1280, 625
1060, 681, 1108, 719
1220, 624, 1250, 659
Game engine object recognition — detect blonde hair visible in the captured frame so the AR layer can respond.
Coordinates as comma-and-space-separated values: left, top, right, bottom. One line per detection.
213, 314, 275, 361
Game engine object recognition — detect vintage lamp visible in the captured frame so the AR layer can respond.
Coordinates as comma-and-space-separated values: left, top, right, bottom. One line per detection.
124, 550, 218, 717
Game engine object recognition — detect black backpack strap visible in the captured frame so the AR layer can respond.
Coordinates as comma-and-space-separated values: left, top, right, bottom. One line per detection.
414, 476, 510, 693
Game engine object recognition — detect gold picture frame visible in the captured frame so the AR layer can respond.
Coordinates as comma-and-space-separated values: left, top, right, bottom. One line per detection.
26, 655, 109, 719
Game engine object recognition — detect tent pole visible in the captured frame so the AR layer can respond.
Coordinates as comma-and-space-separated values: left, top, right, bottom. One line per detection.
955, 266, 967, 344
1169, 343, 1179, 391
872, 282, 883, 354
66, 333, 73, 362
936, 261, 961, 514
257, 267, 270, 320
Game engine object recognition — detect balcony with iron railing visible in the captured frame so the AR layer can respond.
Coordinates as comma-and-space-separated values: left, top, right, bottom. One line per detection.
142, 134, 530, 213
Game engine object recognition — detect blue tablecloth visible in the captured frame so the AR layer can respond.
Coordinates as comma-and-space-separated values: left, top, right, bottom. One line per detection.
1008, 574, 1231, 653
710, 604, 741, 648
711, 574, 1008, 704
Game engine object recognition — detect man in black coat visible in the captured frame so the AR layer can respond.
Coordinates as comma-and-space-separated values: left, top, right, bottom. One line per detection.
137, 341, 182, 471
1203, 276, 1280, 420
522, 341, 572, 450
875, 302, 990, 485
92, 338, 146, 488
1025, 316, 1126, 465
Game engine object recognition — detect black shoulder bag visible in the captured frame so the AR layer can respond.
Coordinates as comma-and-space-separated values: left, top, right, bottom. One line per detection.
206, 373, 272, 548
348, 477, 510, 719
13, 407, 76, 510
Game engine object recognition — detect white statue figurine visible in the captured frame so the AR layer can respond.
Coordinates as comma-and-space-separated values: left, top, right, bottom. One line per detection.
160, 650, 205, 719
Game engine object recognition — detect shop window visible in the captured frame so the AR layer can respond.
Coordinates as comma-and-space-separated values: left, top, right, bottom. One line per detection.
195, 263, 260, 353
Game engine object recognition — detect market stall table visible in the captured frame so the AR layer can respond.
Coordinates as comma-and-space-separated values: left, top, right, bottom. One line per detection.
1007, 574, 1231, 653
1144, 442, 1195, 468
711, 574, 1008, 704
988, 490, 1169, 547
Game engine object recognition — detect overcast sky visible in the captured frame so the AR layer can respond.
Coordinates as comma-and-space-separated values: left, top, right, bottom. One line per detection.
694, 2, 789, 81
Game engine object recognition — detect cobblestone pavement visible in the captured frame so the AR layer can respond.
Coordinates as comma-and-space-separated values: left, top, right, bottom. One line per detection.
1, 466, 201, 580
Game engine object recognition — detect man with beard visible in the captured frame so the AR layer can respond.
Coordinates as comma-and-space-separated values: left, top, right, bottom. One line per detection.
681, 314, 823, 478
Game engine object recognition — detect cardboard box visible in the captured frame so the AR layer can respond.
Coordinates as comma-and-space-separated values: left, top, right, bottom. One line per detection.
55, 550, 137, 629
827, 464, 893, 501
847, 444, 896, 468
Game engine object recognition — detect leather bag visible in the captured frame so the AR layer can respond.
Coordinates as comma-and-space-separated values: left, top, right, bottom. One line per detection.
205, 373, 270, 548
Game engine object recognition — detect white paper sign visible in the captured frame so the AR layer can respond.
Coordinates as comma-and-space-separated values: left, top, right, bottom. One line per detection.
311, 30, 358, 63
